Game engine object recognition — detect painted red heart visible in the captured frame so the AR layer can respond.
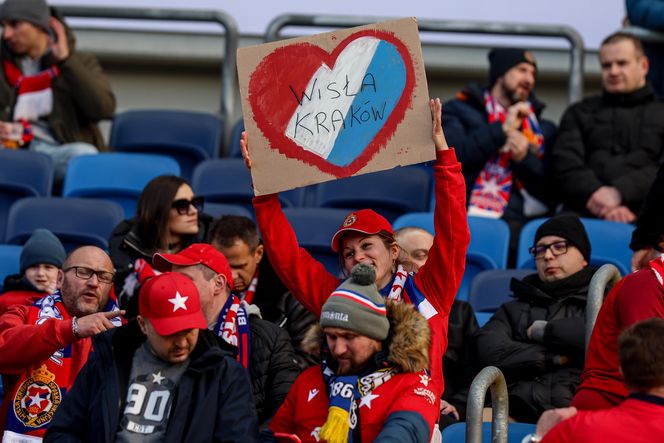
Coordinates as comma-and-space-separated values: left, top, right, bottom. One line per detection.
248, 29, 416, 177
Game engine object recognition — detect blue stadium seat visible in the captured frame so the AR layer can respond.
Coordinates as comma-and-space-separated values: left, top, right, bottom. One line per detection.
227, 118, 244, 158
392, 213, 510, 300
62, 153, 180, 218
0, 244, 22, 293
4, 198, 124, 251
441, 422, 536, 443
109, 109, 223, 179
312, 167, 432, 222
204, 203, 253, 220
516, 217, 634, 275
0, 150, 53, 241
469, 269, 534, 314
282, 207, 349, 275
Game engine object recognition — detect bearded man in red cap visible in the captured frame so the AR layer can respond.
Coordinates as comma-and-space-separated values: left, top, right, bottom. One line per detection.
45, 272, 259, 442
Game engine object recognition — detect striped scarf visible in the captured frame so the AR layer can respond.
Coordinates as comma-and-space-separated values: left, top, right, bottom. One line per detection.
468, 92, 545, 218
3, 291, 120, 440
214, 295, 251, 369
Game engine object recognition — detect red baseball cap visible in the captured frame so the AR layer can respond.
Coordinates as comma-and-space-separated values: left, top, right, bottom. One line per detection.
138, 272, 207, 336
153, 243, 234, 291
330, 209, 394, 252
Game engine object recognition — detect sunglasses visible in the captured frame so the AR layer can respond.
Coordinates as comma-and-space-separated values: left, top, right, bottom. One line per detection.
529, 240, 569, 260
171, 196, 204, 215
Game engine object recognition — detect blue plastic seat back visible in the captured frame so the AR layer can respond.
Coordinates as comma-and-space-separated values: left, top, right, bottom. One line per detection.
441, 422, 536, 443
469, 269, 534, 313
0, 244, 22, 293
517, 217, 634, 275
282, 207, 349, 275
313, 166, 432, 222
227, 118, 245, 158
62, 153, 180, 218
5, 197, 124, 251
0, 150, 54, 241
204, 203, 254, 220
109, 109, 223, 179
192, 158, 255, 214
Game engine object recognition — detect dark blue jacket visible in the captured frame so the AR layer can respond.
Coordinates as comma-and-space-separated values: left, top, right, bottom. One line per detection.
442, 83, 558, 219
627, 0, 664, 31
44, 321, 259, 443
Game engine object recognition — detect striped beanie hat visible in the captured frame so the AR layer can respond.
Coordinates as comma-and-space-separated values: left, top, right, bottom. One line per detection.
320, 263, 389, 340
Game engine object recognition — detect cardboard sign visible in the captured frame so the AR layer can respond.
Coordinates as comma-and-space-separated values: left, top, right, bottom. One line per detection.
237, 17, 434, 195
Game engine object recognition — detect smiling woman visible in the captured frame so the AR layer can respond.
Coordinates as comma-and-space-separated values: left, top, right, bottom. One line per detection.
108, 175, 213, 319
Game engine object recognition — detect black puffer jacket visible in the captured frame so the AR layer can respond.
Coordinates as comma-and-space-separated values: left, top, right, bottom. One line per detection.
108, 214, 212, 318
245, 314, 300, 428
44, 321, 259, 442
472, 267, 596, 422
250, 254, 318, 369
630, 161, 664, 251
442, 83, 559, 217
552, 84, 664, 214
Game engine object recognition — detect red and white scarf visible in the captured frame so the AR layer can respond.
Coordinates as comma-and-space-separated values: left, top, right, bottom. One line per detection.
468, 92, 546, 218
236, 273, 259, 305
4, 59, 59, 123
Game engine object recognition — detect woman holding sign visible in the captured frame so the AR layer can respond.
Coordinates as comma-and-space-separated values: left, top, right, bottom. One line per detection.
242, 98, 469, 420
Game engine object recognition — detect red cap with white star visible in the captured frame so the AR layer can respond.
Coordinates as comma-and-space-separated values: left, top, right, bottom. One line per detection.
139, 272, 207, 336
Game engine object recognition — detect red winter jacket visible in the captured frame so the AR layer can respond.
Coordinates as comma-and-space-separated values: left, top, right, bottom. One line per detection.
253, 149, 469, 399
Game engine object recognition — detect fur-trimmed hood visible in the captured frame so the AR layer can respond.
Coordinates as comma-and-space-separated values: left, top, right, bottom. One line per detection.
302, 301, 430, 373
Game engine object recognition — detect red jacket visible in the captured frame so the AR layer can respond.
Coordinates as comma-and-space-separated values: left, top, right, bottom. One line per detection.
269, 366, 439, 442
574, 268, 664, 407
253, 149, 469, 399
0, 290, 43, 315
542, 395, 664, 443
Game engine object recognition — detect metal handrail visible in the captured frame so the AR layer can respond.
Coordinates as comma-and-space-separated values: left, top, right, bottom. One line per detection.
622, 26, 664, 44
57, 6, 239, 154
264, 14, 585, 104
466, 366, 509, 443
586, 264, 622, 352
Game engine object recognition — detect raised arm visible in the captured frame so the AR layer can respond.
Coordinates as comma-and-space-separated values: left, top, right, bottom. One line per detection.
243, 132, 340, 315
414, 99, 470, 315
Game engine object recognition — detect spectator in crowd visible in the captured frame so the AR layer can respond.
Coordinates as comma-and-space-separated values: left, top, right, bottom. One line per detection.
208, 215, 318, 369
630, 161, 664, 271
552, 32, 664, 223
395, 226, 478, 427
626, 0, 664, 97
472, 214, 596, 422
527, 318, 664, 442
442, 47, 557, 259
0, 0, 115, 182
0, 228, 65, 313
152, 243, 300, 427
242, 99, 470, 417
263, 264, 440, 442
45, 272, 259, 442
0, 246, 123, 440
572, 254, 664, 409
109, 175, 212, 319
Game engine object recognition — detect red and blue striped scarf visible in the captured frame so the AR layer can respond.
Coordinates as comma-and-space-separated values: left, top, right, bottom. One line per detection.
214, 295, 251, 370
468, 92, 544, 218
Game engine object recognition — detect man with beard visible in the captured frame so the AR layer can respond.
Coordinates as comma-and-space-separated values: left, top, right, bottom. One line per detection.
0, 246, 122, 440
443, 48, 557, 257
472, 215, 595, 423
262, 264, 440, 443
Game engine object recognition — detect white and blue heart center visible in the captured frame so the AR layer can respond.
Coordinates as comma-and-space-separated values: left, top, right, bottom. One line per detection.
285, 36, 407, 167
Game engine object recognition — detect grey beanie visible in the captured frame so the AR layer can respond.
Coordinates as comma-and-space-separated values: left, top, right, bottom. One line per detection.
0, 0, 50, 31
320, 264, 390, 341
20, 229, 66, 273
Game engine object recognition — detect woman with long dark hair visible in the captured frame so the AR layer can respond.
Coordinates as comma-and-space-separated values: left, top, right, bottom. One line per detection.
109, 175, 210, 318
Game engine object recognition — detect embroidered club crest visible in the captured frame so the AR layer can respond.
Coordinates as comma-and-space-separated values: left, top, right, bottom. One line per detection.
13, 365, 61, 428
343, 213, 357, 227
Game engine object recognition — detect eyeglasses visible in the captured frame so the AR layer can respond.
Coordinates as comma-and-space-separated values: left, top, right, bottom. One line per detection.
64, 266, 114, 284
529, 241, 569, 260
171, 196, 204, 215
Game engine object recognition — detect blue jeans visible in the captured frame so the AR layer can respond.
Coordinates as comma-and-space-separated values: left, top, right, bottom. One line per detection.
29, 139, 98, 182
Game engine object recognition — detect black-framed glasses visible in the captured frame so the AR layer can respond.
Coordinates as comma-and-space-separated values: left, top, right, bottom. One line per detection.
171, 196, 204, 215
529, 241, 569, 260
64, 266, 115, 284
